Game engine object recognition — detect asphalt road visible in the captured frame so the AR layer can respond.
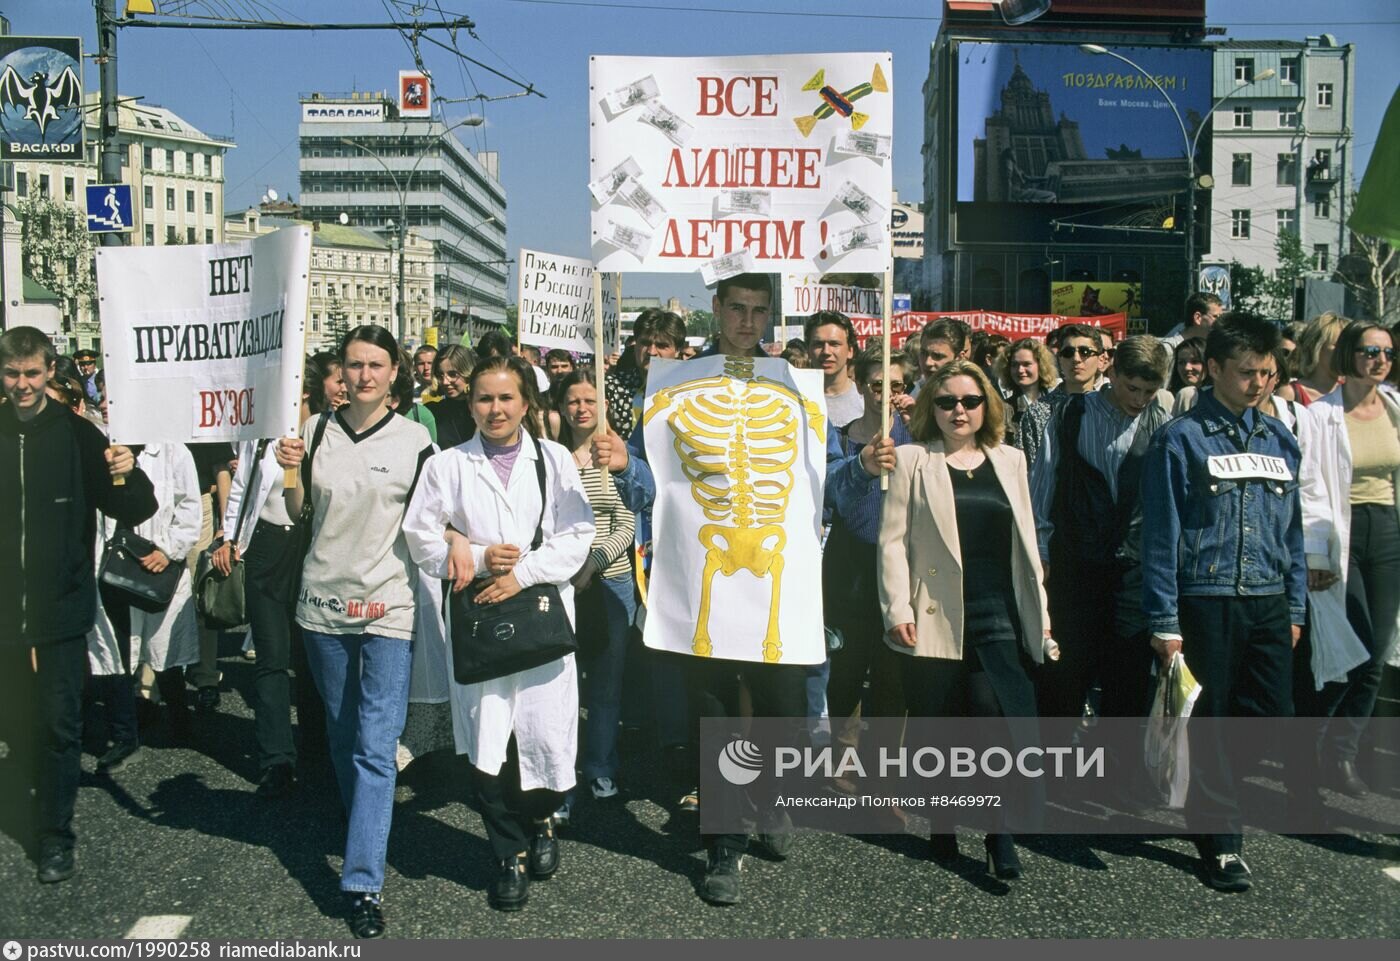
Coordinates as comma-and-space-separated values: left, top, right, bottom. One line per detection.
2, 652, 1399, 940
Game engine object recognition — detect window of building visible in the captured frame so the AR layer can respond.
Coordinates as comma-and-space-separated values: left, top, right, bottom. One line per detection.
1233, 105, 1253, 128
186, 227, 196, 244
14, 172, 24, 197
312, 316, 320, 333
38, 174, 50, 198
1315, 195, 1331, 218
63, 176, 74, 201
204, 192, 213, 215
1280, 58, 1298, 84
1232, 209, 1251, 239
166, 225, 177, 243
312, 283, 320, 297
1277, 153, 1299, 186
1232, 153, 1252, 186
1313, 244, 1329, 271
186, 190, 195, 213
1313, 148, 1332, 177
205, 229, 214, 244
168, 121, 182, 133
166, 187, 175, 211
1234, 58, 1255, 83
135, 115, 147, 127
142, 185, 152, 208
1279, 106, 1300, 127
149, 117, 163, 129
144, 224, 154, 245
1276, 209, 1296, 235
143, 146, 153, 169
1317, 83, 1333, 108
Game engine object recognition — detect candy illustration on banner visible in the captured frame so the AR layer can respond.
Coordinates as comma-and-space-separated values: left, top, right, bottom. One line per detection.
793, 63, 889, 139
717, 188, 773, 218
589, 156, 643, 205
639, 100, 695, 146
833, 129, 893, 161
604, 75, 660, 114
700, 249, 757, 288
835, 181, 885, 224
598, 218, 653, 260
617, 176, 667, 228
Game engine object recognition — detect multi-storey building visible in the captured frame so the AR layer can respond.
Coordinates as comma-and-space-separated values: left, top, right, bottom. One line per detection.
224, 208, 433, 354
296, 91, 507, 346
1208, 36, 1355, 277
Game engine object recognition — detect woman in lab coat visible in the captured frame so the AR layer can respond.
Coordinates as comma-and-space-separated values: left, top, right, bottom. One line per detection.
404, 354, 594, 914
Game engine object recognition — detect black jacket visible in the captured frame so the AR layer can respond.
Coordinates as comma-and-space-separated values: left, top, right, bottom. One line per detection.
0, 400, 158, 647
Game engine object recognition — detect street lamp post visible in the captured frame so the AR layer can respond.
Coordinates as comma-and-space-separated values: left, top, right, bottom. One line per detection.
1079, 45, 1273, 299
340, 114, 482, 342
435, 214, 497, 342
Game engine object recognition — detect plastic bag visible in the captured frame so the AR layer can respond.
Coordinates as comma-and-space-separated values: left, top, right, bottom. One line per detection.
1143, 651, 1201, 809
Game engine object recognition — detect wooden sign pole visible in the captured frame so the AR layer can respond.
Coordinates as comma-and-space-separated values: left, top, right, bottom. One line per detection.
593, 270, 607, 435
881, 266, 893, 491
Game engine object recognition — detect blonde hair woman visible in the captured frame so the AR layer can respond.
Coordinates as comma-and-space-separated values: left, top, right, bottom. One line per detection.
1292, 312, 1350, 405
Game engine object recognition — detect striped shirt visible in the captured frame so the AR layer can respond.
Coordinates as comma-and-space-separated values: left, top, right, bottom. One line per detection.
579, 463, 636, 579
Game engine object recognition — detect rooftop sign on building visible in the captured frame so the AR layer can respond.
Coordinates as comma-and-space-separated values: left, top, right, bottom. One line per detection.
301, 102, 385, 123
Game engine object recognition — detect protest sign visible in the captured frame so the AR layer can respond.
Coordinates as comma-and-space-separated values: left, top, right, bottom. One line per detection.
517, 247, 619, 355
95, 228, 310, 443
589, 53, 893, 275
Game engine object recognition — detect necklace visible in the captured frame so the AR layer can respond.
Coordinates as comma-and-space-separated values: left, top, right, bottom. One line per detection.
946, 449, 982, 479
572, 446, 592, 470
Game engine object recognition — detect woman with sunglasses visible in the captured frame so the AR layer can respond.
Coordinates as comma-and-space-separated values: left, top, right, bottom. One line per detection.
423, 344, 477, 449
878, 360, 1051, 880
1302, 321, 1400, 798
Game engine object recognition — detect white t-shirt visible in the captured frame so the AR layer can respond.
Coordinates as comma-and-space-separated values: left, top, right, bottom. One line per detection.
826, 380, 864, 428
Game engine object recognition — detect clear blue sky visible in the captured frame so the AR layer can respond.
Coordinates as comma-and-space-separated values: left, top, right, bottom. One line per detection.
8, 0, 1398, 304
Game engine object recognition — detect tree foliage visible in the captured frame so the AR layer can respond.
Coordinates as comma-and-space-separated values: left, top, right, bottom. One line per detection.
17, 197, 96, 332
1258, 230, 1314, 320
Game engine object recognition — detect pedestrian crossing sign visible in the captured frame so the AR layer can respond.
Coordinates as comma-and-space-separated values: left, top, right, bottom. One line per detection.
86, 183, 134, 233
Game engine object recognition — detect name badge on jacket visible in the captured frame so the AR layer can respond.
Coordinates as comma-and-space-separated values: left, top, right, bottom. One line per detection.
1206, 454, 1292, 482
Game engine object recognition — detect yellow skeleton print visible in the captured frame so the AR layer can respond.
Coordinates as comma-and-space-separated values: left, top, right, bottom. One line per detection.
643, 357, 826, 662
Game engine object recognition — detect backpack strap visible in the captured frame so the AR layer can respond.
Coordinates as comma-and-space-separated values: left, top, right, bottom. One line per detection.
300, 411, 333, 516
229, 438, 270, 545
529, 432, 547, 552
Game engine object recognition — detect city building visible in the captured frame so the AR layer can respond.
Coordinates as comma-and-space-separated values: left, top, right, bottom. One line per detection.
296, 90, 507, 346
224, 208, 433, 353
921, 1, 1213, 330
1207, 36, 1355, 278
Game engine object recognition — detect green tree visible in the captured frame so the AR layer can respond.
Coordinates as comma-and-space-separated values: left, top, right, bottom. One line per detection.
17, 196, 96, 333
1260, 230, 1313, 320
1228, 261, 1270, 315
685, 309, 715, 338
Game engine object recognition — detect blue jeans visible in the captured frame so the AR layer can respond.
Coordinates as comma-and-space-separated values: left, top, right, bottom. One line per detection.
580, 574, 637, 782
301, 630, 412, 894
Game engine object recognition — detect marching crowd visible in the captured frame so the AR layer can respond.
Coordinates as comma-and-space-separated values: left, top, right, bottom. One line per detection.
1, 277, 1397, 937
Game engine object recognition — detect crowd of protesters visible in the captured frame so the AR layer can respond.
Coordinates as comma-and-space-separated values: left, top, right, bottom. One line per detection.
1, 279, 1397, 936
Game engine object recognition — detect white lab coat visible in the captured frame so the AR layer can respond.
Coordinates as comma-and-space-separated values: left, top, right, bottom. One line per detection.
403, 433, 595, 791
88, 444, 203, 675
1268, 397, 1369, 688
1301, 387, 1400, 670
222, 438, 282, 554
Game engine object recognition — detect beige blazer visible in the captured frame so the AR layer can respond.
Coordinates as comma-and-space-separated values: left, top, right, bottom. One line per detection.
877, 440, 1049, 663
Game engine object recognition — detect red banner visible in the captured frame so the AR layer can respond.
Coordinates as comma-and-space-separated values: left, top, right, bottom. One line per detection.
856, 311, 1128, 350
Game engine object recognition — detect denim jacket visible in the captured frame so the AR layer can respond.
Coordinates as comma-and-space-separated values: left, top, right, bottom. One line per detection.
1141, 388, 1307, 636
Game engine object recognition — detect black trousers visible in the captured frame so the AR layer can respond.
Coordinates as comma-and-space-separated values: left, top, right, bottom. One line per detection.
92, 583, 138, 748
1178, 594, 1293, 855
245, 521, 323, 771
0, 636, 88, 856
1331, 504, 1400, 763
470, 735, 565, 862
684, 655, 807, 855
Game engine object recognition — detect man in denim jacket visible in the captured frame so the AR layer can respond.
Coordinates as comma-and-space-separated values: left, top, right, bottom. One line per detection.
1141, 313, 1305, 894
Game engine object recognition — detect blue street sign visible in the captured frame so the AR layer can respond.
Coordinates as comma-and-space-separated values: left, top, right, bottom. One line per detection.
86, 183, 134, 233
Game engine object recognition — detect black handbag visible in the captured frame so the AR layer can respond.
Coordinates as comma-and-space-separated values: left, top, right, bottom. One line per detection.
99, 528, 184, 614
449, 433, 577, 685
194, 439, 269, 630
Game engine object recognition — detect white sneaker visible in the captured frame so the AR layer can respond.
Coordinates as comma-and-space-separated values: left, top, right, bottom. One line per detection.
590, 776, 619, 799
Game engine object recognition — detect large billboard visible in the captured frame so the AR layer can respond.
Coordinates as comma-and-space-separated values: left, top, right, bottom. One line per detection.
0, 36, 83, 161
956, 41, 1211, 211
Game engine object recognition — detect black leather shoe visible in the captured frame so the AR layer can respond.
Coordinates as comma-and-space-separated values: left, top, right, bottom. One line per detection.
347, 893, 386, 938
37, 846, 76, 884
929, 833, 958, 866
1335, 760, 1369, 798
256, 763, 297, 799
1203, 852, 1253, 893
490, 854, 530, 911
984, 834, 1023, 880
528, 819, 559, 880
195, 687, 221, 712
97, 741, 141, 775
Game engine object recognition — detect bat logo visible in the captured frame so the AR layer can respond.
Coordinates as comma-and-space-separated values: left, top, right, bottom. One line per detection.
0, 64, 81, 139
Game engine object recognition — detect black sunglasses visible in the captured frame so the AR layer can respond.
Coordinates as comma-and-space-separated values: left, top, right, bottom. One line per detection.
1058, 345, 1102, 360
932, 394, 986, 412
1356, 346, 1395, 361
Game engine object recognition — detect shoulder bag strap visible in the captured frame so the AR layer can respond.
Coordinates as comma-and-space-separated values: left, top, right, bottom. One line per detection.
229, 438, 270, 545
300, 411, 333, 516
530, 432, 548, 552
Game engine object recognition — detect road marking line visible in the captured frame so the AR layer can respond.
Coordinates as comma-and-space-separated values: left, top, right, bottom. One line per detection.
124, 916, 193, 939
1384, 867, 1400, 883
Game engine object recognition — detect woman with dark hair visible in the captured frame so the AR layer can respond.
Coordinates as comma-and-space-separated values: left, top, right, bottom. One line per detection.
274, 326, 434, 938
1303, 320, 1400, 797
1168, 338, 1205, 395
878, 359, 1050, 879
423, 344, 476, 449
404, 354, 594, 913
307, 351, 347, 413
388, 349, 436, 443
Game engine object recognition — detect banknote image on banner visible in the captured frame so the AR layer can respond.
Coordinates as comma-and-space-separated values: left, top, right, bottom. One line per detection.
95, 228, 311, 444
641, 355, 827, 665
589, 53, 893, 274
